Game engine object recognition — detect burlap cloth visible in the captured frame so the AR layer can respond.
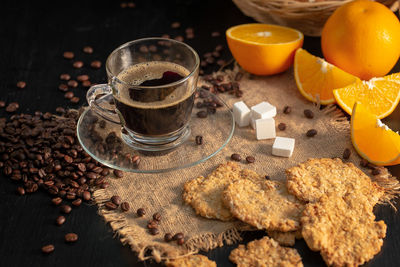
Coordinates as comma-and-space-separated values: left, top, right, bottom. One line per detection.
92, 67, 399, 262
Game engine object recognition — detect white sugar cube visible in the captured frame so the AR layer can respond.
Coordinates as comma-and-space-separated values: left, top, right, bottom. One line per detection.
272, 137, 295, 157
255, 118, 276, 140
233, 101, 251, 127
251, 101, 276, 120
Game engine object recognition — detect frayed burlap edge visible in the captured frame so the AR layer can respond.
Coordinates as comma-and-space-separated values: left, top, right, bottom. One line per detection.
93, 189, 242, 262
91, 68, 400, 262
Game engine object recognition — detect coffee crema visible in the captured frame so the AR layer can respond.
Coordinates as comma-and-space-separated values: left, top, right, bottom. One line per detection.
114, 61, 196, 136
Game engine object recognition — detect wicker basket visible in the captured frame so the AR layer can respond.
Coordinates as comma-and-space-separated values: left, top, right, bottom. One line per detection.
232, 0, 399, 36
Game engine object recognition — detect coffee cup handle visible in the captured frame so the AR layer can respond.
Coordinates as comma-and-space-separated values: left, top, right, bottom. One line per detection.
86, 84, 120, 124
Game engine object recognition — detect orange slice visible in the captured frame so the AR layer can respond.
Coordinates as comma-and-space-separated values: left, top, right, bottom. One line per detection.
333, 72, 400, 119
226, 24, 303, 75
294, 48, 360, 105
351, 102, 400, 166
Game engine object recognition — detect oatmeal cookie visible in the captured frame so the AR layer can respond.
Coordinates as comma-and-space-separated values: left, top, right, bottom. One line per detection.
165, 254, 216, 267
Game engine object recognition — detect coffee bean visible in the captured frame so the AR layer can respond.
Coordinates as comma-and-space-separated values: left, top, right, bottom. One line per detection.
195, 135, 203, 145
235, 72, 243, 81
66, 192, 76, 200
105, 201, 118, 210
176, 237, 185, 245
304, 109, 314, 119
64, 92, 74, 99
60, 205, 72, 214
59, 84, 68, 92
211, 31, 220, 37
360, 159, 369, 167
147, 220, 158, 229
186, 32, 194, 39
132, 155, 140, 167
64, 155, 73, 163
77, 75, 89, 82
306, 129, 318, 137
63, 51, 74, 59
197, 110, 207, 118
265, 175, 270, 180
5, 102, 19, 113
65, 233, 78, 243
60, 73, 71, 81
174, 36, 184, 42
67, 80, 78, 88
73, 61, 84, 68
90, 60, 102, 69
113, 169, 124, 178
164, 233, 173, 242
16, 81, 26, 89
121, 202, 130, 212
231, 153, 241, 162
41, 244, 55, 254
111, 195, 122, 206
120, 2, 127, 8
83, 46, 93, 54
70, 97, 80, 104
137, 208, 146, 217
149, 228, 159, 235
343, 148, 351, 160
283, 106, 291, 114
215, 44, 224, 52
83, 191, 91, 201
171, 21, 180, 28
72, 198, 82, 207
127, 2, 135, 8
217, 59, 226, 66
246, 156, 255, 164
153, 212, 162, 221
372, 168, 381, 176
173, 232, 184, 240
52, 197, 62, 205
278, 123, 286, 131
82, 80, 91, 87
17, 186, 25, 196
56, 215, 66, 226
0, 100, 5, 108
56, 107, 66, 114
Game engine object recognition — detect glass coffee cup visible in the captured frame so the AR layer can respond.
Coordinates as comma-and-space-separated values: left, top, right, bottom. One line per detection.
86, 38, 200, 151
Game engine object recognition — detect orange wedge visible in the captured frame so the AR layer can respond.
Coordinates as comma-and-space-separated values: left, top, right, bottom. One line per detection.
294, 48, 360, 105
333, 73, 400, 119
351, 102, 400, 166
226, 23, 303, 75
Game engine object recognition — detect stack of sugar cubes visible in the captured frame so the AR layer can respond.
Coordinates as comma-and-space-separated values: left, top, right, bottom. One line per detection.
233, 101, 295, 158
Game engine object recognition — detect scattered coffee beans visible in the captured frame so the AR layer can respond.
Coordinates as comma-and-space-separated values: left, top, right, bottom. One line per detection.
63, 51, 74, 59
70, 97, 80, 104
65, 233, 78, 243
77, 75, 89, 82
105, 201, 118, 210
113, 169, 124, 178
176, 237, 185, 245
16, 81, 26, 89
164, 233, 173, 242
60, 205, 72, 214
231, 153, 241, 162
171, 22, 181, 28
83, 191, 91, 201
278, 123, 286, 131
60, 73, 71, 81
41, 244, 55, 254
265, 175, 270, 180
306, 129, 318, 137
283, 106, 291, 114
17, 186, 25, 195
147, 220, 158, 229
90, 60, 102, 69
153, 212, 162, 221
83, 46, 93, 54
64, 92, 74, 99
343, 148, 351, 160
73, 61, 84, 68
0, 101, 5, 108
72, 198, 82, 207
121, 202, 130, 212
195, 135, 203, 145
173, 232, 184, 240
196, 110, 207, 118
67, 80, 78, 88
360, 159, 369, 167
137, 208, 146, 217
149, 228, 159, 235
5, 102, 19, 113
245, 156, 255, 164
211, 31, 220, 37
52, 197, 62, 206
111, 195, 122, 206
56, 215, 66, 226
59, 84, 68, 92
304, 109, 314, 119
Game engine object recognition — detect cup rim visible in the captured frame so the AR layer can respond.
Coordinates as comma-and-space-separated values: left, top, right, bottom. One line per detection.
106, 37, 200, 89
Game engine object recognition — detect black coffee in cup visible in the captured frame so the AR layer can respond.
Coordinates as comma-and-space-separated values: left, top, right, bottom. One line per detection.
114, 61, 195, 136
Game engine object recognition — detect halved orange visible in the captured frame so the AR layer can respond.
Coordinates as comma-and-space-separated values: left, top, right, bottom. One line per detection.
351, 102, 400, 166
294, 48, 360, 105
333, 72, 400, 119
226, 23, 303, 75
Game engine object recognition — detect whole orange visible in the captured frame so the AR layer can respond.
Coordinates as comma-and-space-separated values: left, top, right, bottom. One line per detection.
321, 0, 400, 80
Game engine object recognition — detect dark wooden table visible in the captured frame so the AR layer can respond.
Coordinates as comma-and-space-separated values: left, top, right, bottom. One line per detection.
1, 0, 399, 266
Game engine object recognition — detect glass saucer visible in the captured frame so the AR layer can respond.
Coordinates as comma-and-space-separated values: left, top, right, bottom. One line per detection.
76, 88, 235, 173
